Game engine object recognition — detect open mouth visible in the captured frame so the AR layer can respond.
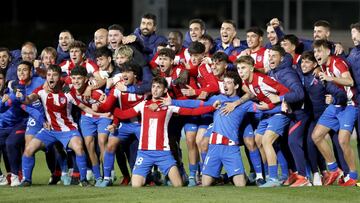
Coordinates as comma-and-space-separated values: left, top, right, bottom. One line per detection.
316, 57, 322, 64
222, 34, 229, 41
159, 65, 167, 72
110, 41, 117, 47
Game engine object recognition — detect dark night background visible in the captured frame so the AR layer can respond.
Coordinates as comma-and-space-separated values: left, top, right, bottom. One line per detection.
0, 0, 359, 51
0, 1, 133, 50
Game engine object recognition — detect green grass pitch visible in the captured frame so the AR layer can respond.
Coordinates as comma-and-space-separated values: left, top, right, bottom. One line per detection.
1, 141, 360, 203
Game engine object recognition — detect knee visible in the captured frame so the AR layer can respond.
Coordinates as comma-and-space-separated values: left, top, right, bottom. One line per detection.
338, 138, 349, 148
71, 140, 84, 155
186, 134, 196, 146
98, 137, 107, 148
200, 139, 208, 152
23, 145, 35, 157
132, 183, 142, 188
131, 176, 144, 188
106, 143, 118, 153
255, 135, 262, 147
261, 136, 272, 147
311, 132, 321, 145
233, 175, 246, 187
244, 138, 256, 151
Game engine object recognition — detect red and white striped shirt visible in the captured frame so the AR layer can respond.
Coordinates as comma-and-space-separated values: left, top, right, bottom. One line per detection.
149, 47, 187, 70
230, 47, 270, 70
126, 100, 180, 151
243, 72, 289, 109
33, 86, 80, 131
59, 59, 99, 84
113, 100, 215, 151
321, 56, 357, 105
209, 132, 237, 146
195, 63, 220, 96
69, 87, 104, 118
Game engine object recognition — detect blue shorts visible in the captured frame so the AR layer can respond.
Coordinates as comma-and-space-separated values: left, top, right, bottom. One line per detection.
25, 117, 43, 136
238, 116, 254, 139
80, 115, 112, 137
184, 115, 213, 133
202, 144, 244, 178
203, 123, 214, 138
35, 129, 81, 149
256, 113, 290, 136
318, 105, 358, 133
111, 122, 141, 140
184, 117, 199, 133
132, 150, 177, 178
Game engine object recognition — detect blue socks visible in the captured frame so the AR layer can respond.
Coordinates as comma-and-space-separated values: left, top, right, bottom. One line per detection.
349, 171, 358, 180
22, 155, 35, 182
189, 163, 198, 177
277, 150, 289, 179
103, 151, 115, 179
92, 164, 101, 180
269, 165, 278, 180
249, 149, 262, 175
75, 154, 87, 181
327, 162, 338, 172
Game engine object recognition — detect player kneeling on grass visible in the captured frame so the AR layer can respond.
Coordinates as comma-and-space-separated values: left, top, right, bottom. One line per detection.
161, 72, 268, 187
16, 65, 108, 187
110, 77, 215, 187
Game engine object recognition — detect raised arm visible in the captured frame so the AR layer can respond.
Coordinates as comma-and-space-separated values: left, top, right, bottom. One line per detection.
177, 105, 215, 116
77, 103, 109, 117
113, 107, 139, 120
16, 92, 39, 105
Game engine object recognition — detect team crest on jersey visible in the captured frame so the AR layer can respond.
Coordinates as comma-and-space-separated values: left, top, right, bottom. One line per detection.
257, 55, 263, 62
231, 50, 237, 56
60, 97, 66, 104
254, 87, 260, 94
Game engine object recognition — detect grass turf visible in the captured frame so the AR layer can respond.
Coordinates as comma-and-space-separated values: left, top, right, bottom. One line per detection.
1, 141, 360, 203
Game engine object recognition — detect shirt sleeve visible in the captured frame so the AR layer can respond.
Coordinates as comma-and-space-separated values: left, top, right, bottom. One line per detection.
113, 101, 144, 120
65, 92, 81, 106
177, 105, 215, 115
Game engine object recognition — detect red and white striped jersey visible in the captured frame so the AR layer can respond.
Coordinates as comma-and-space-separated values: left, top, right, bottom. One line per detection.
321, 56, 356, 105
159, 66, 198, 99
113, 88, 144, 123
69, 87, 104, 118
134, 100, 180, 151
59, 59, 99, 76
209, 132, 237, 146
149, 47, 187, 70
292, 54, 301, 65
113, 100, 216, 151
195, 63, 220, 96
230, 47, 270, 70
248, 47, 270, 70
112, 88, 145, 110
243, 72, 289, 109
33, 86, 80, 131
